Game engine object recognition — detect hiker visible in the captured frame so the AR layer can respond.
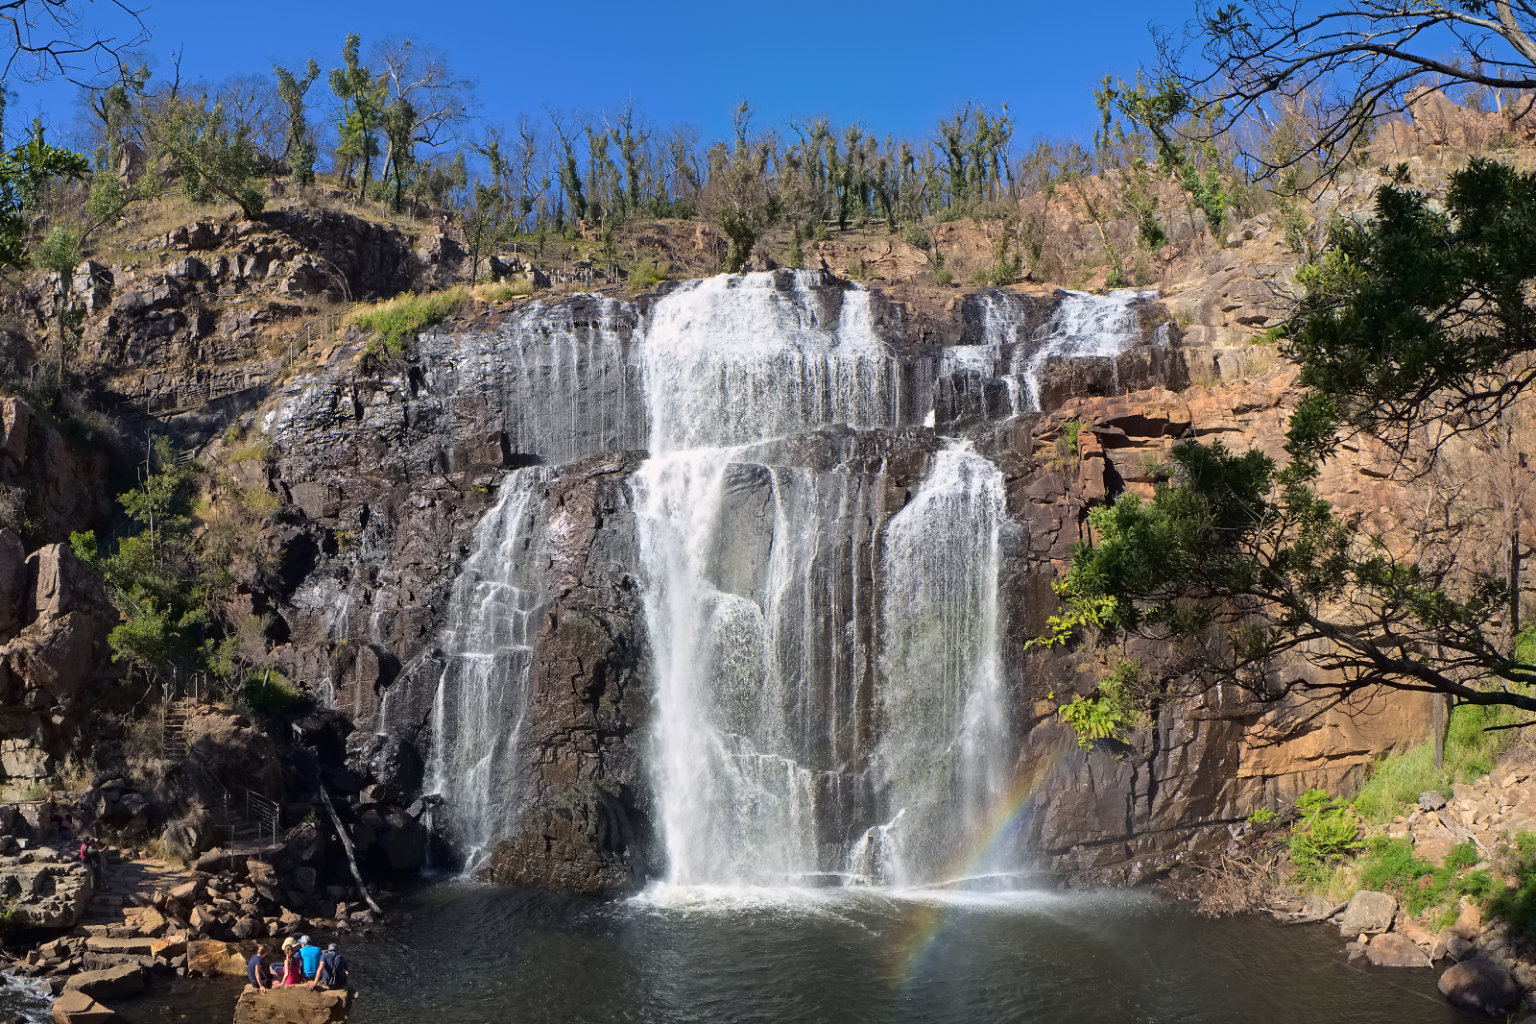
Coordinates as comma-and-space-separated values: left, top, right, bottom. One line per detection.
310, 943, 349, 991
77, 838, 103, 888
279, 938, 303, 986
43, 796, 61, 834
246, 944, 272, 991
298, 934, 322, 982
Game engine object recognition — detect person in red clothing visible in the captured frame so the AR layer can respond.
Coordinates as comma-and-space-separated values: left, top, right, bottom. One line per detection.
279, 937, 303, 985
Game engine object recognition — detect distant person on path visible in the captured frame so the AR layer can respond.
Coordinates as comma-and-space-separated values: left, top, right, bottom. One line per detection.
279, 938, 302, 985
298, 934, 321, 981
247, 944, 272, 991
78, 838, 103, 888
310, 943, 349, 991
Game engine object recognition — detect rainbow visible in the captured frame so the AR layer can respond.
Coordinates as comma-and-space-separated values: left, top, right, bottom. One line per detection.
893, 743, 1079, 983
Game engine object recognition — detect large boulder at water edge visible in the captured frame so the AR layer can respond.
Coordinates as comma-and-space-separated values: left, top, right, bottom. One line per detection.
233, 985, 352, 1024
1363, 932, 1430, 968
1337, 890, 1397, 936
187, 939, 248, 977
1438, 956, 1521, 1016
51, 991, 119, 1024
62, 964, 146, 1000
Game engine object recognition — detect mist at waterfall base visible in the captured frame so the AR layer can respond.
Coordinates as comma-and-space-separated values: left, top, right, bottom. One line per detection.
340, 274, 1476, 1023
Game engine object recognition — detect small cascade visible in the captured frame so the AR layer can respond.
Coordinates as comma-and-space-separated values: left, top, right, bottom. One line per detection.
423, 466, 552, 871
642, 272, 900, 452
425, 296, 644, 466
866, 442, 1011, 886
1016, 289, 1145, 411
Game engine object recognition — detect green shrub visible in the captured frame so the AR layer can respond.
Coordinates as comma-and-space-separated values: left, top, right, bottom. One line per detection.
241, 669, 304, 715
1055, 658, 1143, 749
1247, 807, 1278, 824
1357, 837, 1496, 917
352, 287, 469, 357
1289, 789, 1364, 882
1050, 418, 1085, 470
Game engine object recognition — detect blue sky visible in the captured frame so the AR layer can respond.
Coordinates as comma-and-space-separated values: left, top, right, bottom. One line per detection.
10, 0, 1177, 151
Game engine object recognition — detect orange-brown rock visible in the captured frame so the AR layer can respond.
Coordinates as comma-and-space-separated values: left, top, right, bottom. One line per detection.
232, 985, 351, 1024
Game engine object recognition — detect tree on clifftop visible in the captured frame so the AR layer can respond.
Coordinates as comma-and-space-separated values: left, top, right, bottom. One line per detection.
1039, 158, 1536, 737
1162, 1, 1536, 178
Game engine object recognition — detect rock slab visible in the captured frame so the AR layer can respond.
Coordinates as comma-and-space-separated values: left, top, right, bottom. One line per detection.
232, 984, 352, 1024
1338, 890, 1397, 936
51, 991, 118, 1024
62, 964, 145, 1000
1438, 956, 1521, 1016
1364, 932, 1431, 968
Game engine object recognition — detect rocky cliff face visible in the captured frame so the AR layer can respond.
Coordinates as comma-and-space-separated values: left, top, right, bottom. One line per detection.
189, 265, 1443, 894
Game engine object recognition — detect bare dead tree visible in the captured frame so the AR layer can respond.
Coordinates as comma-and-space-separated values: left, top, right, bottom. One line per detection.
0, 0, 147, 86
1159, 1, 1536, 179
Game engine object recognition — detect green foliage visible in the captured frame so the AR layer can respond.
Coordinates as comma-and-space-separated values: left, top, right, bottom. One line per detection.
33, 225, 80, 275
73, 438, 221, 686
1489, 831, 1536, 940
1288, 790, 1364, 882
0, 121, 88, 270
274, 58, 322, 186
1050, 417, 1085, 470
1356, 837, 1496, 917
1247, 806, 1278, 824
1288, 158, 1536, 436
353, 288, 468, 357
241, 669, 304, 716
970, 226, 1023, 287
627, 256, 665, 293
329, 34, 386, 196
151, 100, 265, 218
1055, 657, 1144, 749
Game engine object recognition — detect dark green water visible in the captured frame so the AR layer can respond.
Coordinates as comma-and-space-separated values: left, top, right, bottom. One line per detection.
122, 883, 1475, 1024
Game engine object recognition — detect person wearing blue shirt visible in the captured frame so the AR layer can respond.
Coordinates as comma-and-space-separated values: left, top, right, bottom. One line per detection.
246, 944, 272, 991
298, 935, 322, 980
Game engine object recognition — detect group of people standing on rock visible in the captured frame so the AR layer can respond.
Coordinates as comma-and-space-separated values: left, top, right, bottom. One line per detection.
246, 935, 350, 992
43, 795, 106, 887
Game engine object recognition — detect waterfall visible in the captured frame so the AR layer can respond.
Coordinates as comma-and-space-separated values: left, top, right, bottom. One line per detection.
423, 466, 552, 870
407, 276, 1152, 890
866, 442, 1010, 886
1017, 289, 1145, 411
635, 271, 900, 887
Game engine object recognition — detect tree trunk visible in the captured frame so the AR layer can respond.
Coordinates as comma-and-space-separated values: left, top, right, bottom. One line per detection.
1512, 527, 1522, 644
1433, 693, 1446, 769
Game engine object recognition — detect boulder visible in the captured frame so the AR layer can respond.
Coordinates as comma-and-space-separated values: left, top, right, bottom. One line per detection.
1364, 932, 1431, 968
62, 964, 145, 1000
1438, 956, 1521, 1016
1431, 928, 1473, 962
186, 939, 247, 978
232, 984, 351, 1024
51, 991, 118, 1024
1338, 890, 1397, 936
84, 936, 157, 957
1418, 791, 1448, 811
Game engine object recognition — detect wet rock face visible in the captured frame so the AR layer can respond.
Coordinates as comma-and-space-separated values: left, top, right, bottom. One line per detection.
259, 277, 1431, 895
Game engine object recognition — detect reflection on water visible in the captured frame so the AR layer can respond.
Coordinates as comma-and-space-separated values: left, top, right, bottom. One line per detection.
320, 884, 1480, 1024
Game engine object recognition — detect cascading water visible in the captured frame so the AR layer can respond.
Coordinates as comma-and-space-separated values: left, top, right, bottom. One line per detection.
410, 273, 1151, 890
1016, 289, 1146, 411
634, 271, 901, 887
423, 466, 552, 870
863, 441, 1010, 887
